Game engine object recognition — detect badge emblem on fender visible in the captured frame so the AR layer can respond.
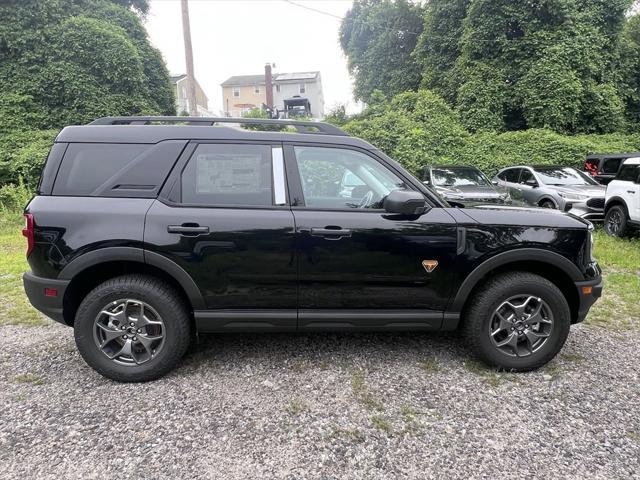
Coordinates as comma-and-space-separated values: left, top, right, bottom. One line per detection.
422, 260, 438, 273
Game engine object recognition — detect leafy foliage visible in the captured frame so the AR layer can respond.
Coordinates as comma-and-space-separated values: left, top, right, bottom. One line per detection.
339, 0, 424, 103
0, 0, 175, 187
344, 0, 640, 135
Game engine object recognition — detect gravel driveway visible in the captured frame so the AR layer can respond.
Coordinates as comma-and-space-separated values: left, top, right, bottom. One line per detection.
0, 321, 638, 479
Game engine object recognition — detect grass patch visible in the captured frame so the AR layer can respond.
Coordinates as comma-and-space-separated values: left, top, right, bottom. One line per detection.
370, 415, 393, 434
463, 360, 522, 386
0, 215, 47, 327
329, 425, 365, 442
351, 368, 384, 412
284, 399, 305, 416
586, 272, 640, 330
543, 362, 561, 381
418, 357, 440, 373
13, 373, 46, 385
561, 353, 585, 363
593, 229, 640, 273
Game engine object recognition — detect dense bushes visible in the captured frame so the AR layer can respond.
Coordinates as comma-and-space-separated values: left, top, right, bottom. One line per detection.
343, 90, 640, 177
0, 0, 175, 193
343, 0, 640, 134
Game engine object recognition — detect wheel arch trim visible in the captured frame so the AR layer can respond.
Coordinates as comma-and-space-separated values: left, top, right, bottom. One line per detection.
448, 248, 584, 314
58, 247, 206, 310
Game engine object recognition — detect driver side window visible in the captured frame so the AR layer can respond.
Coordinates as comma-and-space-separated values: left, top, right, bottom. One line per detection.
293, 146, 406, 210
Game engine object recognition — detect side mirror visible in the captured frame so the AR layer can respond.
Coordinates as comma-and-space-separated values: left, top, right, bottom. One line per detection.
524, 179, 538, 187
422, 179, 431, 185
491, 180, 499, 185
384, 189, 428, 215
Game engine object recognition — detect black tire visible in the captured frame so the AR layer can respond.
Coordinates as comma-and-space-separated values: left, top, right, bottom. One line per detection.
604, 205, 629, 237
462, 272, 570, 372
539, 199, 556, 209
74, 275, 191, 382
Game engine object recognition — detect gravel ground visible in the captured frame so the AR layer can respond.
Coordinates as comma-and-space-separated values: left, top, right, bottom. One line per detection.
0, 321, 638, 479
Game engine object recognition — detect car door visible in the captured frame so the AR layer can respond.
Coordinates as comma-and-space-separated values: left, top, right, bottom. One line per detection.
284, 144, 458, 330
498, 168, 523, 203
517, 168, 541, 206
145, 141, 297, 331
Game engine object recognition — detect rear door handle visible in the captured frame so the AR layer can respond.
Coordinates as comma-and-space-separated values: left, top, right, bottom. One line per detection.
167, 224, 209, 236
628, 190, 636, 194
310, 227, 352, 240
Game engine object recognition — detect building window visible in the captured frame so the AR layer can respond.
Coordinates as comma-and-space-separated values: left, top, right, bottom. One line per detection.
299, 83, 306, 94
276, 84, 280, 93
232, 87, 240, 98
254, 86, 260, 94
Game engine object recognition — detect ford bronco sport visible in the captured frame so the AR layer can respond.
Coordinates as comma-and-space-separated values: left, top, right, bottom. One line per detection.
23, 117, 603, 382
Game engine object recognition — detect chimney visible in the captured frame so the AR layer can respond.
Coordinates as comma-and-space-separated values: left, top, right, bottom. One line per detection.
265, 63, 274, 109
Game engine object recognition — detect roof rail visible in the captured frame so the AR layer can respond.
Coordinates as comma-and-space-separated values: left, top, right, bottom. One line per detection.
89, 116, 349, 136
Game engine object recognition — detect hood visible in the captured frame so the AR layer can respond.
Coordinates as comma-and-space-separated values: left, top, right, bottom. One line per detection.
547, 184, 605, 197
435, 184, 505, 199
460, 205, 591, 229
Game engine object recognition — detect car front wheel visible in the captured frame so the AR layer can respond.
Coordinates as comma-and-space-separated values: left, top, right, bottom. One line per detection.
463, 272, 571, 371
604, 205, 629, 237
74, 275, 191, 382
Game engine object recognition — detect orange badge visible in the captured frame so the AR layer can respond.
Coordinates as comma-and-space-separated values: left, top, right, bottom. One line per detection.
422, 260, 438, 273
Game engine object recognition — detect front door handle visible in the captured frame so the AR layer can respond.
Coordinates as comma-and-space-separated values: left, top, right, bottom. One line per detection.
310, 227, 352, 240
167, 224, 209, 236
628, 190, 636, 194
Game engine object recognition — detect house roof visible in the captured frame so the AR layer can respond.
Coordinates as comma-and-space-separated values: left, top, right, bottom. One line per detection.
170, 74, 187, 83
221, 71, 320, 87
221, 74, 266, 87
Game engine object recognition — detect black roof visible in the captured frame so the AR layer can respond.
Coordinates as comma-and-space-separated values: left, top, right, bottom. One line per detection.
585, 152, 640, 159
56, 116, 373, 149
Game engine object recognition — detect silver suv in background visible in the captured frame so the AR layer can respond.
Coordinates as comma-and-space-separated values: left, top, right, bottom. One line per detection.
493, 166, 606, 221
422, 165, 511, 206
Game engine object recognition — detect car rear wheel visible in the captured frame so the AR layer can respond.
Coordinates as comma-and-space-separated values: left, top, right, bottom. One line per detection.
462, 272, 570, 371
74, 275, 191, 382
604, 205, 629, 237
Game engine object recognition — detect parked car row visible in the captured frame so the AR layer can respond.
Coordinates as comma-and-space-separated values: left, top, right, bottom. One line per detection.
421, 157, 640, 237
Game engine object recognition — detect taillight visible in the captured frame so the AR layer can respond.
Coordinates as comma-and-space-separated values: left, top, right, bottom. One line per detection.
22, 213, 34, 257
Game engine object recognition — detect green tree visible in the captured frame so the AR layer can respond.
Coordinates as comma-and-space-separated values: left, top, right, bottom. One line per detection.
0, 0, 175, 130
618, 13, 640, 128
413, 0, 470, 104
339, 0, 424, 103
409, 0, 638, 134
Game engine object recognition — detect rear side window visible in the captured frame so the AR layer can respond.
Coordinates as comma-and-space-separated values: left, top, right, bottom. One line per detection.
53, 143, 147, 195
499, 168, 520, 182
180, 144, 273, 206
617, 165, 640, 182
602, 158, 622, 174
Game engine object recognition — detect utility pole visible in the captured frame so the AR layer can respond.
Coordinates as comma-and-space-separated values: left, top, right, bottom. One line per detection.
181, 0, 198, 116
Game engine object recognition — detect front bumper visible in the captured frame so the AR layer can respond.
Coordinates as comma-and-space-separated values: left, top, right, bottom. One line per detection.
573, 275, 604, 323
565, 200, 605, 222
23, 271, 70, 325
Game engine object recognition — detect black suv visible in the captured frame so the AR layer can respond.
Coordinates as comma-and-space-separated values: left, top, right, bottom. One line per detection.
23, 117, 603, 382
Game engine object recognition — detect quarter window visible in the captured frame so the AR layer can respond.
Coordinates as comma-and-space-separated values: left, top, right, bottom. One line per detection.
500, 169, 520, 183
53, 143, 147, 196
181, 144, 273, 206
602, 158, 623, 174
294, 146, 406, 210
617, 165, 640, 182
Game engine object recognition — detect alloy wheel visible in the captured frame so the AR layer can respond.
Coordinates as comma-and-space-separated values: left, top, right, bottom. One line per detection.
606, 210, 622, 235
92, 299, 166, 366
489, 295, 554, 357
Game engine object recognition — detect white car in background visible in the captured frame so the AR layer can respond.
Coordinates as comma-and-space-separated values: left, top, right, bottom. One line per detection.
604, 157, 640, 236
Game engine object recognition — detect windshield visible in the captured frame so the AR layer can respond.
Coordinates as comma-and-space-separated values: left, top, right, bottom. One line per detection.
432, 168, 491, 187
534, 167, 599, 186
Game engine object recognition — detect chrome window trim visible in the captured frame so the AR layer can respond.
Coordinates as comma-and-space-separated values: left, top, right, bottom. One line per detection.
272, 146, 286, 206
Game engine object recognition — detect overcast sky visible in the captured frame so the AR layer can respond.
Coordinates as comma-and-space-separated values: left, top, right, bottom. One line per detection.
144, 0, 358, 115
